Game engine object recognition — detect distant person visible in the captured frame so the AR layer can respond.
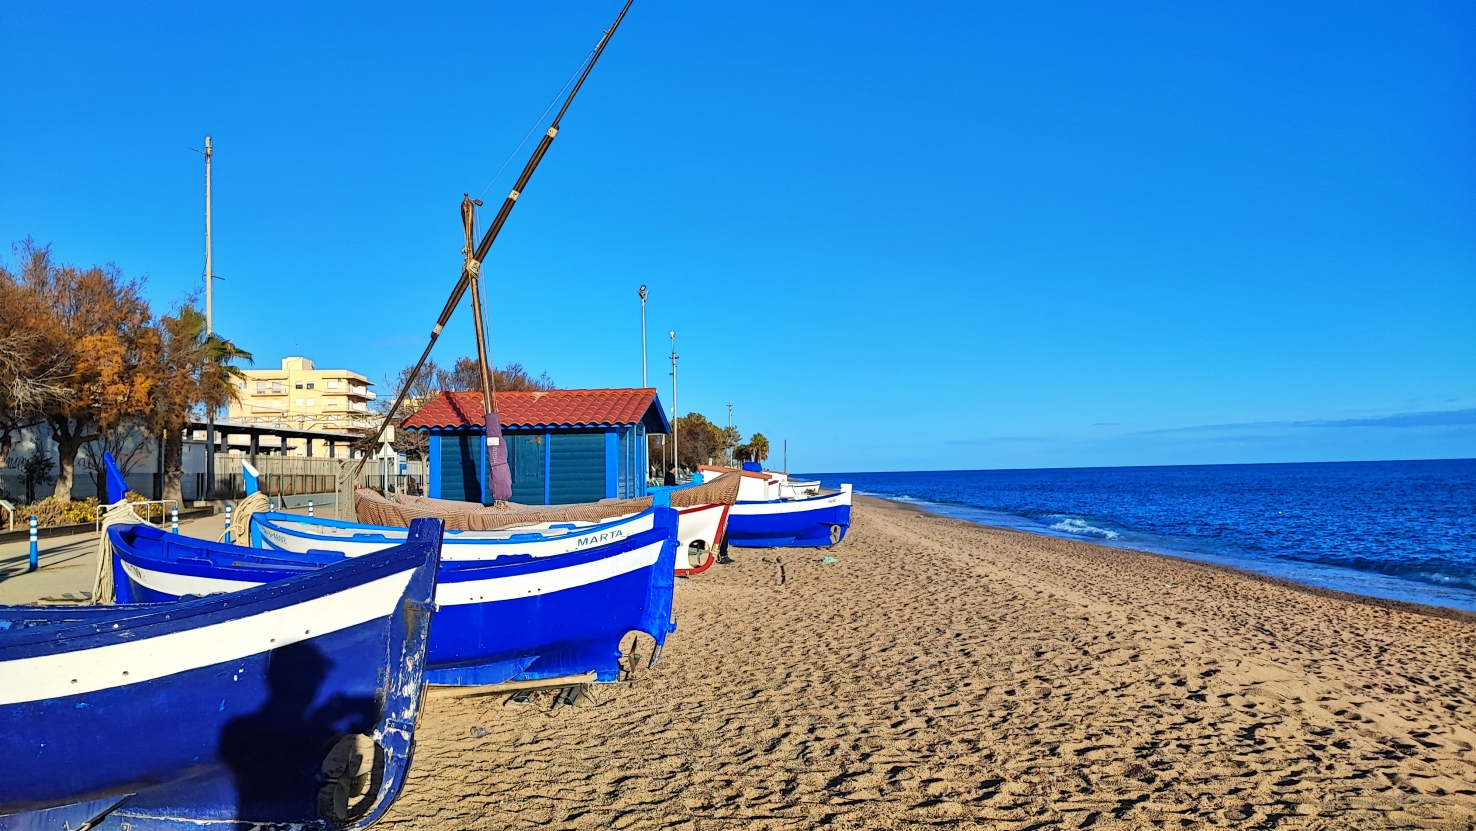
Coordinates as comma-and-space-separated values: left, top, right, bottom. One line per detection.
406, 476, 421, 496
664, 466, 677, 486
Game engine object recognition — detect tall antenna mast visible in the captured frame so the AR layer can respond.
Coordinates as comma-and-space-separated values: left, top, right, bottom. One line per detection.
669, 330, 678, 473
203, 136, 217, 500
204, 137, 213, 336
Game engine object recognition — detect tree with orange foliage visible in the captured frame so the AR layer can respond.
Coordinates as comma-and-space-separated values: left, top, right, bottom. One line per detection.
2, 241, 157, 502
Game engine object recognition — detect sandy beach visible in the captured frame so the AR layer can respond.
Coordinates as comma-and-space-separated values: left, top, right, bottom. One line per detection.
380, 497, 1476, 830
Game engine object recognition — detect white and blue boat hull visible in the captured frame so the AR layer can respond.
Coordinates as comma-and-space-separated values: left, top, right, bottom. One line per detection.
727, 486, 853, 548
251, 503, 728, 576
112, 507, 681, 685
0, 520, 442, 829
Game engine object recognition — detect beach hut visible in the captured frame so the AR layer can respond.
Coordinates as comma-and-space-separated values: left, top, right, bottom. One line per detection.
401, 388, 670, 505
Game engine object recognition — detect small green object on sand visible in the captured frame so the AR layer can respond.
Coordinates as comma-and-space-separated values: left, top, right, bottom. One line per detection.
821, 555, 838, 564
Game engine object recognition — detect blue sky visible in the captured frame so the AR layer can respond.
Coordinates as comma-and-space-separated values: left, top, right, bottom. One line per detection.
2, 1, 1472, 472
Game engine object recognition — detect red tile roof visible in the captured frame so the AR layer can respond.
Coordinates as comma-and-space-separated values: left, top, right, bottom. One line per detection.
401, 389, 666, 431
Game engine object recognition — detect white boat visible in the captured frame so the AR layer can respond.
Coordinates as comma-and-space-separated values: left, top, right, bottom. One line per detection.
697, 465, 853, 548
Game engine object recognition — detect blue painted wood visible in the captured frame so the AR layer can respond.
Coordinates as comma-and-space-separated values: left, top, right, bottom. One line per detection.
427, 434, 442, 498
605, 430, 619, 499
0, 520, 443, 827
543, 430, 551, 505
439, 433, 482, 504
635, 423, 647, 497
507, 434, 546, 505
548, 431, 606, 505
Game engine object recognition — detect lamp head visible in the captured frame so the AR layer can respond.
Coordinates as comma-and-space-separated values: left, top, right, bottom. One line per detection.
638, 285, 647, 300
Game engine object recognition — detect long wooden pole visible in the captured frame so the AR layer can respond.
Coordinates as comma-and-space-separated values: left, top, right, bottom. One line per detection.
345, 0, 635, 483
462, 195, 495, 415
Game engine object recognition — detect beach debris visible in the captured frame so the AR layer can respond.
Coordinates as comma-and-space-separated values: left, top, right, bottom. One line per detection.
469, 726, 490, 738
821, 555, 838, 564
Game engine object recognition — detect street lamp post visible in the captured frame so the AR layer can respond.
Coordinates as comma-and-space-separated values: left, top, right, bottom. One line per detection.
638, 285, 648, 388
638, 285, 650, 485
203, 136, 216, 502
669, 330, 678, 477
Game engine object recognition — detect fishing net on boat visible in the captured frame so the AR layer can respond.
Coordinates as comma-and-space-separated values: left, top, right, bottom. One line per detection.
353, 472, 742, 531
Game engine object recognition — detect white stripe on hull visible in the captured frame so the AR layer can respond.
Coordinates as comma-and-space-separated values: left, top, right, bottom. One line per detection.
260, 512, 656, 561
434, 538, 664, 606
121, 561, 259, 597
731, 492, 851, 517
0, 569, 413, 706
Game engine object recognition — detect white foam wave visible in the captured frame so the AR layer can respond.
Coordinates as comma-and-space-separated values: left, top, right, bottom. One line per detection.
1049, 517, 1121, 540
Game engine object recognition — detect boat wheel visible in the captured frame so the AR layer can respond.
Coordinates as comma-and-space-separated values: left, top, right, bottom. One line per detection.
829, 524, 842, 545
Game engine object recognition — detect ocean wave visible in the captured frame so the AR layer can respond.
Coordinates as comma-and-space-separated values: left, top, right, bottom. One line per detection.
1047, 517, 1121, 540
1273, 554, 1476, 593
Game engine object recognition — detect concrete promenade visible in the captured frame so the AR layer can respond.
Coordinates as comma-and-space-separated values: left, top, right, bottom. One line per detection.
0, 507, 308, 605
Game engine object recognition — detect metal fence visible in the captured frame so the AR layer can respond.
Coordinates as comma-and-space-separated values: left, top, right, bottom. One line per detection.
187, 455, 426, 502
2, 454, 426, 505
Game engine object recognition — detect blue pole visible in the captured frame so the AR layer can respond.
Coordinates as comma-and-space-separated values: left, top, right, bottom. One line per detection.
27, 516, 38, 572
171, 506, 179, 534
224, 503, 233, 544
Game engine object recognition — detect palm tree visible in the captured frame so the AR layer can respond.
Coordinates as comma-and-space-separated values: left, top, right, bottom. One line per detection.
152, 304, 252, 504
747, 433, 769, 464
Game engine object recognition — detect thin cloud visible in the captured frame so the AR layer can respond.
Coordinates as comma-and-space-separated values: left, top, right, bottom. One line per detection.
1130, 409, 1476, 437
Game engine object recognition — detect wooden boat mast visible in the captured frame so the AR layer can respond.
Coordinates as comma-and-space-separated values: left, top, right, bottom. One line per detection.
344, 0, 635, 486
462, 194, 497, 417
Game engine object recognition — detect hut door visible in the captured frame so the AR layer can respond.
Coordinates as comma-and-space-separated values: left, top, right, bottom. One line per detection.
507, 433, 546, 504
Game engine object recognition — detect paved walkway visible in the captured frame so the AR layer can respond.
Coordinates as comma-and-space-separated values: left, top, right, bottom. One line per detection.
0, 507, 311, 605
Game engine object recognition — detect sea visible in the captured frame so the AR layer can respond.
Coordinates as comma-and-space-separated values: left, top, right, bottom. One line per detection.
808, 459, 1476, 613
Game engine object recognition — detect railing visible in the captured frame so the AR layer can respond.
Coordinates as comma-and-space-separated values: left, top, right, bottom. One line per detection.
185, 454, 425, 502
95, 499, 178, 532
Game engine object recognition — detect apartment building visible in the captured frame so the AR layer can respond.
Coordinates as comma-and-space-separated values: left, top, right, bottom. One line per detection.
229, 356, 377, 433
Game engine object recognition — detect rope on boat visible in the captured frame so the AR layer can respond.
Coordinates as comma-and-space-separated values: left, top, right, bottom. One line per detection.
221, 491, 273, 543
90, 500, 149, 605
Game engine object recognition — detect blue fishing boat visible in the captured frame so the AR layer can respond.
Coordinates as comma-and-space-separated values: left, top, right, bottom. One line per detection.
250, 504, 666, 562
110, 501, 680, 686
698, 465, 853, 548
0, 519, 442, 830
254, 473, 738, 576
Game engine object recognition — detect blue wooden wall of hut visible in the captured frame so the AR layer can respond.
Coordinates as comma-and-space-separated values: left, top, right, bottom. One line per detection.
424, 424, 649, 505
